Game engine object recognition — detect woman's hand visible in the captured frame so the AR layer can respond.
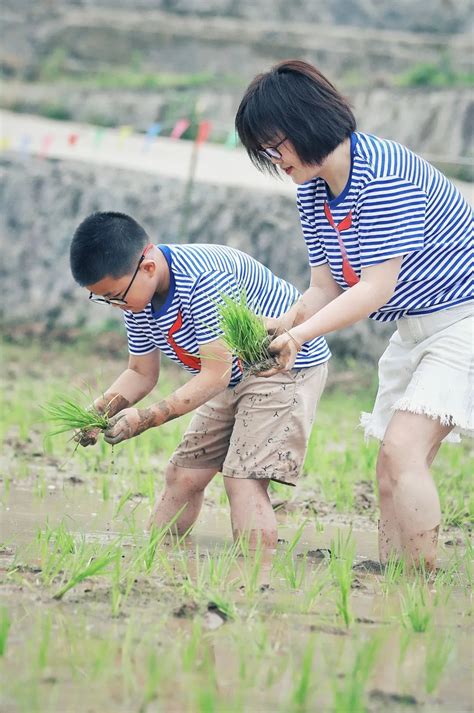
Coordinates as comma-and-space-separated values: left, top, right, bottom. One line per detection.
259, 331, 302, 377
104, 407, 156, 445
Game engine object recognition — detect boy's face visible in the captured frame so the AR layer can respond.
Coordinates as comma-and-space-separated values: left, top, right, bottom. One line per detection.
86, 245, 169, 313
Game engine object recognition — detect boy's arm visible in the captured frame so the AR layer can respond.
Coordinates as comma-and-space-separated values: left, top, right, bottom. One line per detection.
78, 350, 160, 446
266, 264, 343, 333
94, 350, 160, 415
103, 339, 233, 445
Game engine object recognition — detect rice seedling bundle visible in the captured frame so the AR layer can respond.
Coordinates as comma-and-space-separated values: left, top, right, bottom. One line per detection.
216, 291, 277, 374
43, 395, 109, 439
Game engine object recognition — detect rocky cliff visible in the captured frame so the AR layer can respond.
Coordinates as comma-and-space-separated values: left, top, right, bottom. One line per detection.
0, 152, 394, 360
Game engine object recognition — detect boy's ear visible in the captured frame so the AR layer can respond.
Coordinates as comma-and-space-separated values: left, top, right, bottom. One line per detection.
141, 258, 157, 275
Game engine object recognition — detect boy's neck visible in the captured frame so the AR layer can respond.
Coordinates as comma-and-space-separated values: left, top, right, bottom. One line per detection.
152, 247, 171, 297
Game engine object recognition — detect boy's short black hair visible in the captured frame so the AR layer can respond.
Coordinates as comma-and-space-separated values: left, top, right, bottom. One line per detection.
70, 211, 149, 286
235, 59, 356, 176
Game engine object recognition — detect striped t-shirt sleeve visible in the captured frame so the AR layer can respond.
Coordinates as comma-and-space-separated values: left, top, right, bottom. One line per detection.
189, 271, 241, 345
357, 177, 427, 267
297, 196, 327, 267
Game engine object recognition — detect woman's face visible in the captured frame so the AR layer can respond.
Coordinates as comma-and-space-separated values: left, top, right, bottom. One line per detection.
261, 138, 322, 185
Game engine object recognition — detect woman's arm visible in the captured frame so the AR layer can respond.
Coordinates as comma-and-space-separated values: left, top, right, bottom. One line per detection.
267, 264, 343, 332
265, 256, 403, 373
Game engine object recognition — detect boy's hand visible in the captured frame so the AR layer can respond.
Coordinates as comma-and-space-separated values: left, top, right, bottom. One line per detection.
104, 407, 156, 445
75, 427, 101, 447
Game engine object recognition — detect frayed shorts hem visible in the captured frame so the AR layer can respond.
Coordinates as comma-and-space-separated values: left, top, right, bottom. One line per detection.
359, 409, 467, 444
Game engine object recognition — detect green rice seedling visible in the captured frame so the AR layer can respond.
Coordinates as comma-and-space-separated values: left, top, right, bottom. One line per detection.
398, 628, 413, 667
110, 553, 135, 617
400, 582, 432, 632
0, 607, 10, 656
329, 529, 356, 628
381, 555, 406, 595
182, 619, 204, 673
215, 290, 276, 373
332, 634, 383, 713
140, 647, 162, 712
274, 553, 307, 590
301, 565, 330, 613
34, 520, 76, 587
36, 612, 52, 672
43, 393, 110, 440
53, 541, 121, 600
425, 631, 455, 695
290, 635, 316, 710
236, 535, 265, 598
133, 510, 185, 575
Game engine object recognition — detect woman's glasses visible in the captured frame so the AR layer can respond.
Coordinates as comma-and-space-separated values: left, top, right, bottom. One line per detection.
258, 137, 287, 161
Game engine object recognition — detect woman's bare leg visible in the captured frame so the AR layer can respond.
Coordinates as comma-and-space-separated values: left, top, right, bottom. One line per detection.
376, 411, 452, 569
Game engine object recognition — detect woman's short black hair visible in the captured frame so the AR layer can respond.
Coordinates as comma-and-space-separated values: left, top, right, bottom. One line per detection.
235, 59, 356, 175
70, 211, 149, 286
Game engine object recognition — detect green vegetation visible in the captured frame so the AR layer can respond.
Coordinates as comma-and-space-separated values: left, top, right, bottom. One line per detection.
43, 394, 109, 438
0, 339, 472, 711
214, 291, 275, 372
397, 56, 474, 88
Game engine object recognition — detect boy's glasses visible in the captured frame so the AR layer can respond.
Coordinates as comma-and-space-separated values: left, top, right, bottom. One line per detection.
89, 243, 154, 305
258, 136, 287, 161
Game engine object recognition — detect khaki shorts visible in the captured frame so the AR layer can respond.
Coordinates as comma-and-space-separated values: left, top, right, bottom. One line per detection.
361, 302, 473, 444
170, 363, 328, 486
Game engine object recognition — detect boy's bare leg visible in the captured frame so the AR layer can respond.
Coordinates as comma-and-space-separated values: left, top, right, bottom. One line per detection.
148, 462, 218, 534
376, 411, 452, 570
224, 477, 278, 549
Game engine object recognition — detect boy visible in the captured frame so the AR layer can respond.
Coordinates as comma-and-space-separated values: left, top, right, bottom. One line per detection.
70, 211, 330, 547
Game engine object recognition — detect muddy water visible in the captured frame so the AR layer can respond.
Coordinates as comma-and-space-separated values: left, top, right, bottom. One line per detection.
1, 482, 473, 712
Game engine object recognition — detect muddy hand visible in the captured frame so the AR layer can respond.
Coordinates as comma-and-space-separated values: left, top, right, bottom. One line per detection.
104, 407, 155, 445
259, 332, 301, 378
74, 426, 101, 447
263, 316, 284, 338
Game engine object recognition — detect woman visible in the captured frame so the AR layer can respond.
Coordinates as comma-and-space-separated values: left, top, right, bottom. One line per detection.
235, 59, 473, 569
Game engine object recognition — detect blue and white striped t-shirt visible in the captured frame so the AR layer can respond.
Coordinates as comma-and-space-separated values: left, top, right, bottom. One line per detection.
124, 244, 330, 386
297, 132, 473, 322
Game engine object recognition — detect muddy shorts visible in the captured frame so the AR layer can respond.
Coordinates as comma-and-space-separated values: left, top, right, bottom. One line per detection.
361, 302, 473, 443
170, 363, 328, 485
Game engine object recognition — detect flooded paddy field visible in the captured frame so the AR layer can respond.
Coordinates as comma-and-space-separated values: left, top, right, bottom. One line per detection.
1, 338, 472, 713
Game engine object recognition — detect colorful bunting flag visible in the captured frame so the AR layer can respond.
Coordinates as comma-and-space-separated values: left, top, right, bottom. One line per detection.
118, 125, 133, 147
225, 129, 239, 148
39, 134, 53, 158
143, 122, 161, 151
170, 119, 190, 140
196, 120, 212, 145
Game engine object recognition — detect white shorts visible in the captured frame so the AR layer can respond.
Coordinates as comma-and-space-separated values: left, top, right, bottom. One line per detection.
361, 302, 474, 444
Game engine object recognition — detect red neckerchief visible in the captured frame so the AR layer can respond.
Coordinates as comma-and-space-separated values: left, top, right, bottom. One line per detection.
323, 202, 360, 287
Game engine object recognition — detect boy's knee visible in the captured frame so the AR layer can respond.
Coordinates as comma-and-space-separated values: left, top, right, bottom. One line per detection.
165, 463, 203, 495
